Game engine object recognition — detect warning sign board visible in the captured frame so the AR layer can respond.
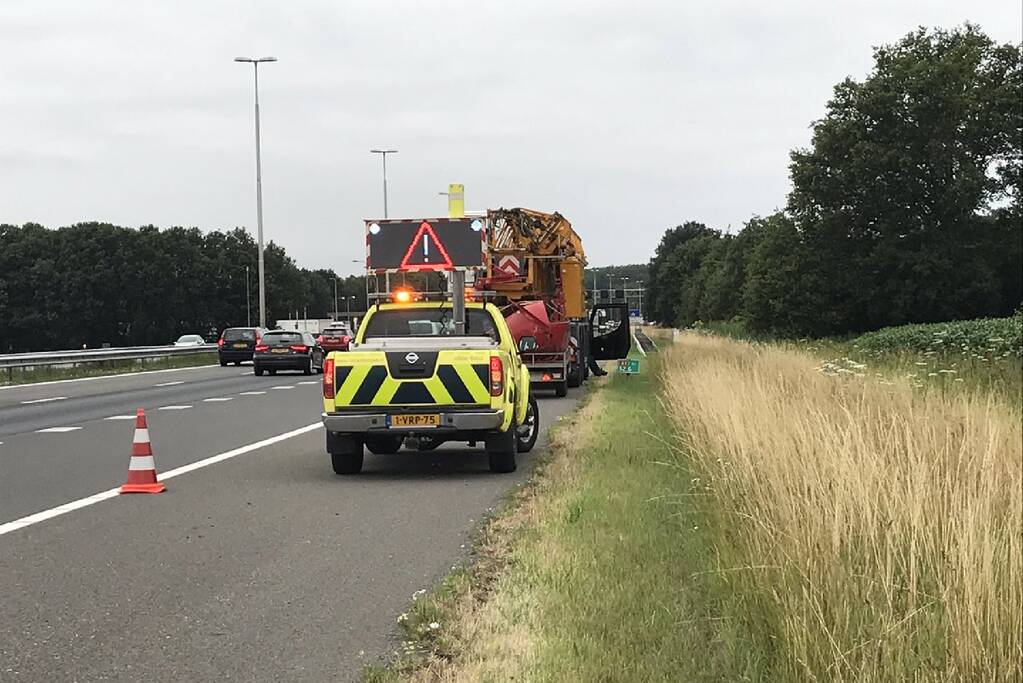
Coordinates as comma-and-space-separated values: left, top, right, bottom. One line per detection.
365, 218, 485, 273
496, 254, 522, 277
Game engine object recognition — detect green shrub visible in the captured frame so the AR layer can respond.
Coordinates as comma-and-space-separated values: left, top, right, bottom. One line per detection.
852, 314, 1022, 357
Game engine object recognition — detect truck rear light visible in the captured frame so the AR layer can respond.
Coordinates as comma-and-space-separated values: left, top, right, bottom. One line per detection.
490, 356, 504, 396
290, 345, 308, 352
323, 357, 335, 400
323, 358, 335, 399
541, 373, 552, 382
255, 344, 268, 352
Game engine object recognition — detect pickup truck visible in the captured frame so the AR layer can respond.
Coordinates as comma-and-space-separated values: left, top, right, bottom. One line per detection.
321, 299, 538, 475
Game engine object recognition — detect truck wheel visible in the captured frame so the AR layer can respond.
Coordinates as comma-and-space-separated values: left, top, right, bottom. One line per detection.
555, 380, 568, 397
516, 395, 539, 453
254, 365, 264, 376
365, 436, 403, 454
486, 421, 517, 473
219, 359, 228, 367
567, 361, 583, 388
327, 432, 364, 475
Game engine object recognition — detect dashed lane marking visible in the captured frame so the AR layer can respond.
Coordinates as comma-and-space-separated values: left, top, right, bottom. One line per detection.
0, 422, 321, 537
35, 426, 83, 433
20, 396, 69, 405
203, 397, 234, 402
297, 381, 319, 385
104, 415, 138, 420
154, 380, 185, 387
238, 391, 266, 396
271, 386, 294, 390
158, 405, 192, 411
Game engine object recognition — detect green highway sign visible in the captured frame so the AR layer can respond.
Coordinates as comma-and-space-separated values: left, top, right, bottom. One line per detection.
617, 358, 640, 374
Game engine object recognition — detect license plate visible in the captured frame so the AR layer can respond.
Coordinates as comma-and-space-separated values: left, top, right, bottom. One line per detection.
389, 414, 440, 428
233, 343, 247, 348
324, 337, 338, 342
271, 348, 289, 354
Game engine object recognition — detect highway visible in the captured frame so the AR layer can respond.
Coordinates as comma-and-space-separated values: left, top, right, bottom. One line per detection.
0, 363, 581, 681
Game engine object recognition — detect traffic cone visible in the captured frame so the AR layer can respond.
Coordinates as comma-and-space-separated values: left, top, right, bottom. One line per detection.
120, 408, 166, 494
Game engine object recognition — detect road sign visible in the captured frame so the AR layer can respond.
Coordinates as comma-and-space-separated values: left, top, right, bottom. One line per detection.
617, 358, 640, 374
365, 218, 485, 273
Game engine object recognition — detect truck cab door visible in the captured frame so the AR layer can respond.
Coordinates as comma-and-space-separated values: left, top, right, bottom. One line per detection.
588, 303, 631, 360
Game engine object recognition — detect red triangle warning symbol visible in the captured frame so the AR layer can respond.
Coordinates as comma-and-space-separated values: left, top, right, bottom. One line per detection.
400, 221, 454, 271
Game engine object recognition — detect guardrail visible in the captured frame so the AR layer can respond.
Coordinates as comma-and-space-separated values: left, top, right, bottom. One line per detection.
0, 345, 218, 373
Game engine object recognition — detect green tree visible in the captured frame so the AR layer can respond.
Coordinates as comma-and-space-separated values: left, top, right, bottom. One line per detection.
788, 25, 1022, 332
741, 214, 822, 336
646, 221, 716, 325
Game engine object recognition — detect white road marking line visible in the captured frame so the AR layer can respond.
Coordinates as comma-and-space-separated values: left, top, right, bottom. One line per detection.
0, 364, 219, 391
0, 422, 321, 537
271, 386, 294, 390
203, 397, 234, 402
104, 415, 138, 420
297, 381, 319, 385
35, 426, 83, 433
20, 396, 69, 404
154, 380, 184, 387
158, 405, 192, 410
238, 391, 266, 396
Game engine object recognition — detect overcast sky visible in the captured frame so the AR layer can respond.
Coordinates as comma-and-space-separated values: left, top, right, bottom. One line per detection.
1, 1, 1019, 274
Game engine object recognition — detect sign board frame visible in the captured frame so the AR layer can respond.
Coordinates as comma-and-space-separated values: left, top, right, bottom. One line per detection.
364, 217, 486, 274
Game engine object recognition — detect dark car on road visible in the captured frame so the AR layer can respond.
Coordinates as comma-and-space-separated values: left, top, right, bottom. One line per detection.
218, 327, 267, 365
253, 330, 325, 376
316, 324, 353, 354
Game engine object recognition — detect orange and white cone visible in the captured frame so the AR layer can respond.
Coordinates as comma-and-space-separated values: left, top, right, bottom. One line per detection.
120, 408, 166, 494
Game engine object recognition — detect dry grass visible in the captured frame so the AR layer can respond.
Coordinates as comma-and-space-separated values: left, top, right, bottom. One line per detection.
394, 382, 600, 682
660, 332, 1023, 681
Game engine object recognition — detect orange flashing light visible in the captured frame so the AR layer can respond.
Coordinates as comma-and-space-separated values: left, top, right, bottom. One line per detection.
393, 289, 413, 303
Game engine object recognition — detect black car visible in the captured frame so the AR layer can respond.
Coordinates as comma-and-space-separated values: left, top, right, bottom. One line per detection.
253, 331, 325, 376
218, 327, 267, 365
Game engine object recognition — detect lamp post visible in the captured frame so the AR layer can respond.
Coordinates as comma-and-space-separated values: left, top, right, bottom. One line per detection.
370, 149, 398, 218
234, 56, 277, 328
333, 276, 339, 320
246, 265, 251, 326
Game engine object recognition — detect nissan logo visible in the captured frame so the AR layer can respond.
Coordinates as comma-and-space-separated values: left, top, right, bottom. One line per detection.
404, 352, 419, 364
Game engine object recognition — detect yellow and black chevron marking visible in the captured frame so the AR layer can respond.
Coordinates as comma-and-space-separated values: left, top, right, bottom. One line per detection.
334, 364, 491, 406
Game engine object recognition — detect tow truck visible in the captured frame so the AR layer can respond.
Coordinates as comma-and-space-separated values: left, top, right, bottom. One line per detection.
321, 290, 535, 474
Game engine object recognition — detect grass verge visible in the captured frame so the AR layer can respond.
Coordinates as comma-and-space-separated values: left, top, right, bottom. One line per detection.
661, 333, 1022, 680
0, 352, 218, 386
366, 346, 767, 682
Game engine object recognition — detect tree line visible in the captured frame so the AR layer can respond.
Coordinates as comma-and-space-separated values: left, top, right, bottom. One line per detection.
647, 26, 1021, 337
0, 222, 368, 352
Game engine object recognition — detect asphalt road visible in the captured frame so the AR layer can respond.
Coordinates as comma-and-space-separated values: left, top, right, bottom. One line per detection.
0, 363, 581, 681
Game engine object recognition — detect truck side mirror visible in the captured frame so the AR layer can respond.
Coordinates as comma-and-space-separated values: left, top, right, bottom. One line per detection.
518, 336, 537, 352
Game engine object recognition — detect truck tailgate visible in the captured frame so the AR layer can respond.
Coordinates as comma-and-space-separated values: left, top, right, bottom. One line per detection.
330, 349, 493, 408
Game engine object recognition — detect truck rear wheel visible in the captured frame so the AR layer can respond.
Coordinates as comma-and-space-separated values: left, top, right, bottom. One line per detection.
567, 361, 583, 388
327, 432, 364, 475
486, 422, 517, 473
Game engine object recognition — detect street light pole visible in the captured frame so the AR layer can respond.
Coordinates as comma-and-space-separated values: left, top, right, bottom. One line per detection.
235, 56, 277, 329
370, 149, 398, 218
246, 265, 251, 326
333, 277, 339, 320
